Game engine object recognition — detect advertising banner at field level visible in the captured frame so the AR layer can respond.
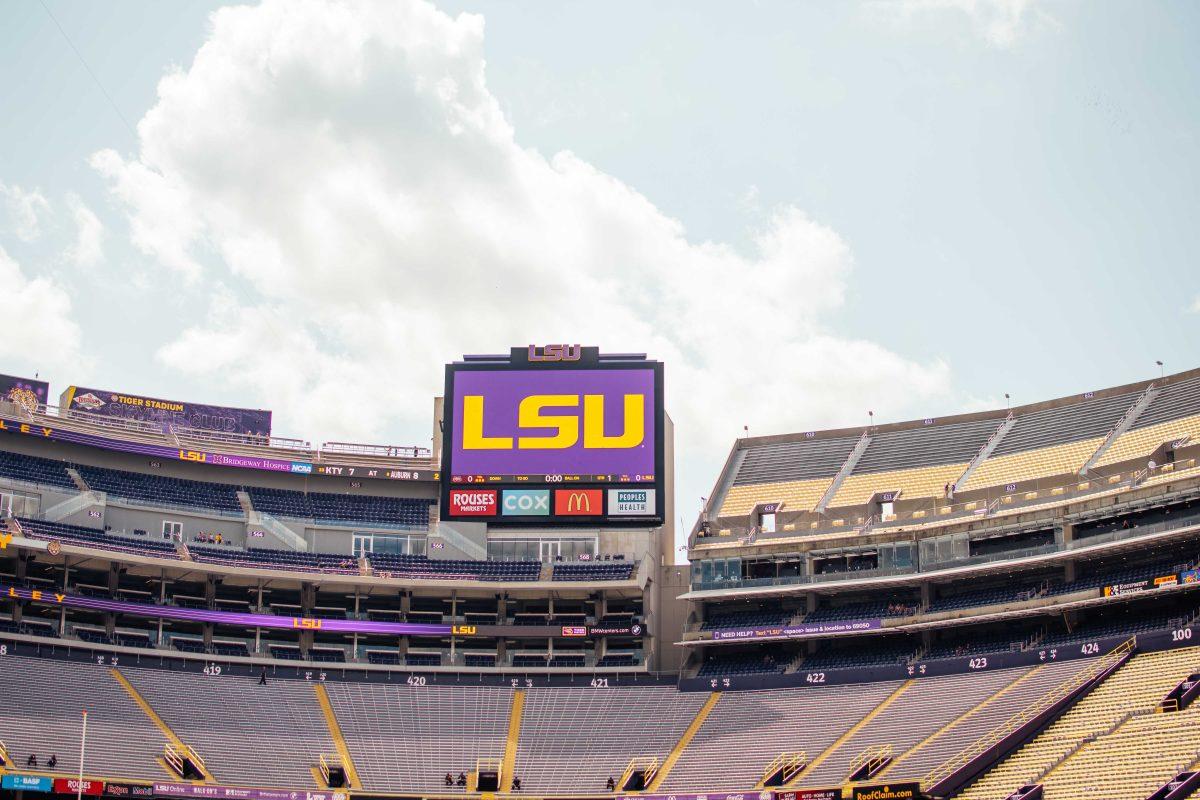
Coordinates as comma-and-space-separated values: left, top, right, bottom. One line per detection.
155, 783, 347, 800
2, 775, 53, 792
618, 791, 775, 800
851, 783, 921, 800
61, 385, 272, 436
53, 778, 105, 795
104, 783, 155, 797
776, 790, 841, 800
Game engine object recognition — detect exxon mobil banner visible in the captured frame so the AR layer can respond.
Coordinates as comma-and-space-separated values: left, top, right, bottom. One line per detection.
449, 368, 656, 478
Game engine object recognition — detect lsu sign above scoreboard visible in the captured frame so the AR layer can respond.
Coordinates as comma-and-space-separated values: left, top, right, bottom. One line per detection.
441, 346, 664, 526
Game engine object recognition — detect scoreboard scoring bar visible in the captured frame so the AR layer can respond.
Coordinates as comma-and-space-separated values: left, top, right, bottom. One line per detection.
449, 472, 656, 484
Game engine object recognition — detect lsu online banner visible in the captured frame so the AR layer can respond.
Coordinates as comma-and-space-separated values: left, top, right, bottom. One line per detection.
0, 373, 49, 414
449, 368, 657, 478
61, 385, 272, 436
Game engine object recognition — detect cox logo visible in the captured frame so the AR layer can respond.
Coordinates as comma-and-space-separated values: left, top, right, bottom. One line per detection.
502, 489, 550, 516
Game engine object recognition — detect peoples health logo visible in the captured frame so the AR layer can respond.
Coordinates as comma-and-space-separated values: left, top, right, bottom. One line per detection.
607, 488, 656, 516
502, 489, 550, 516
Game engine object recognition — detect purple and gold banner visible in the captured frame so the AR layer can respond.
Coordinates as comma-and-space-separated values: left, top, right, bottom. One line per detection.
0, 581, 452, 636
449, 368, 656, 479
0, 414, 432, 482
61, 385, 272, 436
711, 619, 883, 641
620, 792, 773, 800
0, 373, 49, 414
0, 415, 311, 474
0, 582, 635, 639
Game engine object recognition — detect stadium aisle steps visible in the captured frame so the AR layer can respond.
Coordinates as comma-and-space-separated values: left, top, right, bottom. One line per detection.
959, 647, 1200, 800
1039, 700, 1200, 799
658, 682, 904, 792
512, 686, 707, 793
0, 655, 168, 782
313, 683, 361, 789
110, 667, 215, 782
794, 668, 1027, 788
124, 667, 333, 788
647, 692, 722, 791
500, 689, 525, 792
786, 680, 914, 787
879, 661, 1062, 780
323, 683, 512, 793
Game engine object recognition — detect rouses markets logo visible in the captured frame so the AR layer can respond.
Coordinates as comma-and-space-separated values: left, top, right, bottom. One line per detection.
449, 489, 497, 516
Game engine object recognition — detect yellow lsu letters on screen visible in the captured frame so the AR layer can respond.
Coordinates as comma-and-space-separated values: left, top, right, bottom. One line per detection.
461, 394, 645, 451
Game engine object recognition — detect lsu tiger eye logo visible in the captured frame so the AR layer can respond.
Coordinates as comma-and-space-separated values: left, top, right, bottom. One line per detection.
461, 393, 645, 450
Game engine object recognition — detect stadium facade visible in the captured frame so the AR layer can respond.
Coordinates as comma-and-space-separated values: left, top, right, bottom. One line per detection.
0, 354, 1197, 800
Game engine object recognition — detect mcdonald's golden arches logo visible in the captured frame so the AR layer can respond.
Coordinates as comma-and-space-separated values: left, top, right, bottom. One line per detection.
554, 489, 603, 516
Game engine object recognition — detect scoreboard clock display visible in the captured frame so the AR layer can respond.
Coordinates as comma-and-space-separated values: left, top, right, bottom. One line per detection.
440, 346, 664, 526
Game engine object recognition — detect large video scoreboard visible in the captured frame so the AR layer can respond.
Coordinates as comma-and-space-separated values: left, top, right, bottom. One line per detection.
440, 346, 664, 526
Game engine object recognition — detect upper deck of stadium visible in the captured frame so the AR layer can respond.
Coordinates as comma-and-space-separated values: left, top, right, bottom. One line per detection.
697, 366, 1200, 548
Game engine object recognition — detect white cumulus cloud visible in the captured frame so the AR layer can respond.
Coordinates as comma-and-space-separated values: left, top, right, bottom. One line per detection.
865, 0, 1057, 49
94, 0, 955, 527
0, 182, 51, 242
64, 194, 106, 268
0, 245, 85, 372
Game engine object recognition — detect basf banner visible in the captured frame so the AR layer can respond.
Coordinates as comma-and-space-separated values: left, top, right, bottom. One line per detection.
442, 346, 664, 525
61, 385, 272, 436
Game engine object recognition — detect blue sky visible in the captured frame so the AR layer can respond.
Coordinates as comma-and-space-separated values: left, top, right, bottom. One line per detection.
0, 0, 1197, 541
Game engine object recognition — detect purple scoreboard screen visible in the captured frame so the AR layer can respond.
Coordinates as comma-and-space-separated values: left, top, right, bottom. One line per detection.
450, 368, 656, 479
441, 347, 664, 525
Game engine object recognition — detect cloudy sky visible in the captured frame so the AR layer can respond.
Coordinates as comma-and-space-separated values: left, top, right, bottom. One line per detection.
1, 0, 1197, 548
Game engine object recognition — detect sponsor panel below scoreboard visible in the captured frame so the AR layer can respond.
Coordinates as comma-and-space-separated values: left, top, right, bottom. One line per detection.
447, 485, 656, 524
608, 488, 656, 515
502, 489, 551, 516
555, 488, 604, 516
448, 489, 498, 516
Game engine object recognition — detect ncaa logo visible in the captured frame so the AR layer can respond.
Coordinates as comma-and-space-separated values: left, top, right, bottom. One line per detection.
502, 489, 550, 516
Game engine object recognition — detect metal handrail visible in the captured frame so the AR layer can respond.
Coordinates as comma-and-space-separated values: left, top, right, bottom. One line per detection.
849, 743, 892, 775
